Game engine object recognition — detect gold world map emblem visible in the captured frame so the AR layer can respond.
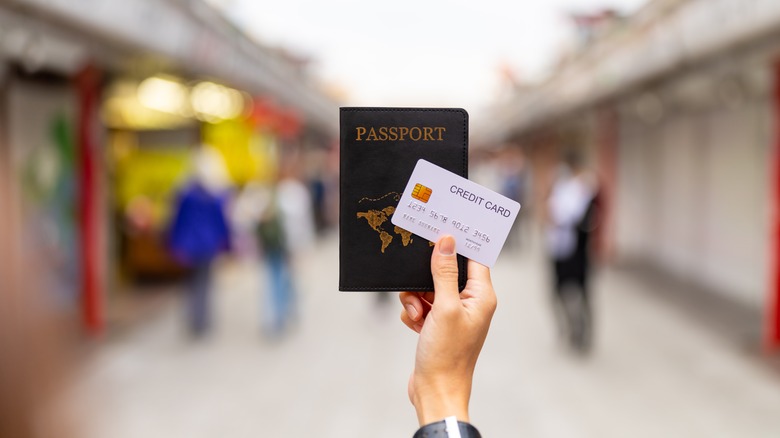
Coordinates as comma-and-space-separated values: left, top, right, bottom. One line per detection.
356, 192, 429, 253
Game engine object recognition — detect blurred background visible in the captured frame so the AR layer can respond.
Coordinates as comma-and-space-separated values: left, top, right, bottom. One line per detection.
1, 0, 780, 436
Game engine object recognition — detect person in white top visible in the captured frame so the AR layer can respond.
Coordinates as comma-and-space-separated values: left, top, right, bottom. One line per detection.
545, 151, 600, 353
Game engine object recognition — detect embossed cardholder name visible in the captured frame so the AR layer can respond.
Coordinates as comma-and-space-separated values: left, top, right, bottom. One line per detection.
339, 107, 468, 291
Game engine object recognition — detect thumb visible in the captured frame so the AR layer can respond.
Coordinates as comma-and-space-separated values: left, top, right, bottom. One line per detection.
430, 235, 460, 305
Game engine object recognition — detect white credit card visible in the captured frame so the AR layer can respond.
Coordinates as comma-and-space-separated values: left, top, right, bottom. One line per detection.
391, 159, 521, 267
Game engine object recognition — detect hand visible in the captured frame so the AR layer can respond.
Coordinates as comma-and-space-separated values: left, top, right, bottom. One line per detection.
399, 235, 497, 426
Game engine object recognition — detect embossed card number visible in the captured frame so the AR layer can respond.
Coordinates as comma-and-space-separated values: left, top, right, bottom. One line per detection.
391, 159, 520, 268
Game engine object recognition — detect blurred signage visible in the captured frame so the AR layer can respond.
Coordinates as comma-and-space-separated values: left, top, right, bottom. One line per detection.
202, 120, 258, 184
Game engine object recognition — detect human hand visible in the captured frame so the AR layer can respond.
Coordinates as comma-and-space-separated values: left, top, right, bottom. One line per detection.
399, 235, 497, 426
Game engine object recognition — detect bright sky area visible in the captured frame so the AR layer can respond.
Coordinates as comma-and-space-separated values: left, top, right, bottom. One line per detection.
211, 0, 648, 114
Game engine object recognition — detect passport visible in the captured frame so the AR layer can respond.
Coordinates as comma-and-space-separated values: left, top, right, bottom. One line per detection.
339, 107, 469, 292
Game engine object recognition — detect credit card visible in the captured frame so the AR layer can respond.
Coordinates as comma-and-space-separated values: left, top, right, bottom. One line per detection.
391, 159, 521, 267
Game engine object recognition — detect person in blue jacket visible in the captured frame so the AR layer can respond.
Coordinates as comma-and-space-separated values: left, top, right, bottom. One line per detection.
167, 151, 232, 337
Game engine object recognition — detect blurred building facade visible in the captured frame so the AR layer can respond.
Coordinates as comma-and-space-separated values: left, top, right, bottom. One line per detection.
0, 0, 338, 336
479, 0, 780, 350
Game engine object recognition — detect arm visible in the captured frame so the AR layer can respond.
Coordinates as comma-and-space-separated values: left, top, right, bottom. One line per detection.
399, 235, 497, 434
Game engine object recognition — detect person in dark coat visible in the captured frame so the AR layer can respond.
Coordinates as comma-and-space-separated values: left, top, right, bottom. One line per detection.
546, 152, 600, 352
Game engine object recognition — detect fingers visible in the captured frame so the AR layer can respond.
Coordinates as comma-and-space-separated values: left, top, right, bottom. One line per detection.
466, 259, 497, 311
400, 309, 423, 333
418, 291, 435, 307
399, 292, 424, 322
430, 235, 460, 306
399, 292, 425, 333
466, 259, 491, 285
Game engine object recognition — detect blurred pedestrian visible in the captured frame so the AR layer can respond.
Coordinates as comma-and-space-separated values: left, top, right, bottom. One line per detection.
167, 148, 232, 337
256, 186, 295, 337
309, 170, 328, 235
545, 151, 600, 353
256, 169, 314, 337
499, 147, 528, 250
277, 171, 315, 255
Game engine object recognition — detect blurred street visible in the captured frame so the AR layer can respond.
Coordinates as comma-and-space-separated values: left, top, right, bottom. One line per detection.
6, 1, 780, 436
67, 234, 780, 438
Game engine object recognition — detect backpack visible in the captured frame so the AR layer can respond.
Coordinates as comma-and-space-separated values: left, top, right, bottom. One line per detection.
257, 198, 287, 255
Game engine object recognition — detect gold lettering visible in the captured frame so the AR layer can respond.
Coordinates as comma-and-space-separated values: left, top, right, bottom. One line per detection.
354, 126, 446, 141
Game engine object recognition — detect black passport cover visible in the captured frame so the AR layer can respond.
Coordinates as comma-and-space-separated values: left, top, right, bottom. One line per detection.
339, 107, 468, 291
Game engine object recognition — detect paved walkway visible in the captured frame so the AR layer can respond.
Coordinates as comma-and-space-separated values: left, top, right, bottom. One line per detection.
67, 235, 780, 437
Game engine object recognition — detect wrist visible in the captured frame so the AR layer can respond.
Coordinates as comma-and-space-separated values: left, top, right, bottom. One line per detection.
412, 380, 470, 425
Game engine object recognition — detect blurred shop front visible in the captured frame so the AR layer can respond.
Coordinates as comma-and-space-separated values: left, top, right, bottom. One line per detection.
479, 0, 780, 351
1, 61, 106, 334
0, 0, 338, 337
3, 68, 79, 316
103, 76, 297, 281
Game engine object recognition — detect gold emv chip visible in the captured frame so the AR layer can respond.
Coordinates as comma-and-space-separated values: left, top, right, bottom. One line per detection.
412, 183, 432, 203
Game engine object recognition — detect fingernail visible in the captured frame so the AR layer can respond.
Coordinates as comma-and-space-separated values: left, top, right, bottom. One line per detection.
438, 235, 455, 256
405, 303, 419, 320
